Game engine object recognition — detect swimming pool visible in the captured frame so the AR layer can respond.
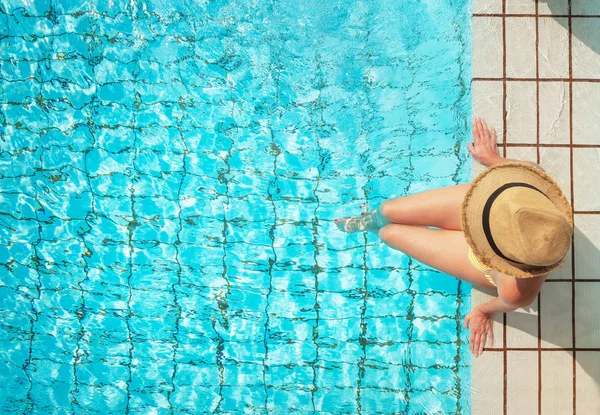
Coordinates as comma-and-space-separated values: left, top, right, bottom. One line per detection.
0, 0, 472, 413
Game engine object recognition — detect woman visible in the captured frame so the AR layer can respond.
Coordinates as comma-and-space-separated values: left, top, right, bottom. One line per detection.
334, 118, 574, 358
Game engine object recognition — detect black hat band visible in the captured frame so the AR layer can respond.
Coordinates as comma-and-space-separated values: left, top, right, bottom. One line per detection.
481, 182, 550, 265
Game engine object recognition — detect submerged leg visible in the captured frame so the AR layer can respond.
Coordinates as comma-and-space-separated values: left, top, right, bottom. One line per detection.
334, 204, 391, 233
378, 184, 470, 231
334, 183, 470, 234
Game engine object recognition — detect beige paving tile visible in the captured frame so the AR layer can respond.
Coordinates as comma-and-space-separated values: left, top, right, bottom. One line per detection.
506, 18, 536, 78
572, 18, 600, 79
572, 0, 600, 15
506, 0, 536, 13
575, 282, 600, 347
539, 147, 571, 203
472, 351, 504, 415
504, 145, 537, 163
545, 240, 573, 281
538, 18, 569, 78
554, 253, 574, 283
539, 0, 569, 14
473, 17, 504, 78
541, 350, 573, 415
471, 286, 498, 308
540, 282, 572, 348
574, 214, 600, 280
539, 82, 570, 145
573, 148, 600, 211
472, 0, 502, 14
498, 145, 505, 158
473, 80, 504, 144
506, 81, 536, 144
506, 300, 539, 349
572, 83, 600, 145
472, 160, 488, 179
575, 351, 600, 415
472, 150, 504, 179
507, 352, 538, 415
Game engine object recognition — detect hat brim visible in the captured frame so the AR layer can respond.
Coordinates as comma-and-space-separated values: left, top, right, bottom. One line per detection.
461, 162, 573, 278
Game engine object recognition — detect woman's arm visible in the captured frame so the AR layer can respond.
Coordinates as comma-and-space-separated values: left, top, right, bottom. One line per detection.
487, 268, 543, 309
476, 296, 521, 314
464, 296, 521, 358
465, 279, 540, 357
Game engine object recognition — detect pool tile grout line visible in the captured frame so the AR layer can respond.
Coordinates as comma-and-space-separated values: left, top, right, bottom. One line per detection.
535, 1, 541, 412
502, 1, 508, 413
568, 1, 577, 413
483, 348, 600, 352
538, 292, 543, 415
474, 14, 600, 18
492, 143, 600, 148
473, 78, 600, 82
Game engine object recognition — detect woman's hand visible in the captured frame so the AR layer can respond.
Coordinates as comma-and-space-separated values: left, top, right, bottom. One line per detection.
463, 307, 494, 358
469, 117, 500, 166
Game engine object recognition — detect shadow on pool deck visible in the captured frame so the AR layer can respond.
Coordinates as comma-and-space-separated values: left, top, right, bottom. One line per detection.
473, 223, 600, 382
538, 0, 600, 55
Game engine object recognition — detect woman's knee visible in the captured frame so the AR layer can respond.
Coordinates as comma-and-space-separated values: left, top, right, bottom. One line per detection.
379, 200, 394, 222
378, 223, 396, 242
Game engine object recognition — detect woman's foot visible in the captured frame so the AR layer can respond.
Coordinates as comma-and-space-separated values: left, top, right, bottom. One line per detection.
334, 204, 391, 233
334, 215, 372, 232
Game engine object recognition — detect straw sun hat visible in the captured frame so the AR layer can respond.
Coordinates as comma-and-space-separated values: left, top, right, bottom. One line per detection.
460, 161, 574, 278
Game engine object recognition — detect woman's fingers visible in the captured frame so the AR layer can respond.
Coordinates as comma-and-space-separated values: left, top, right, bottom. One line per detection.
473, 117, 500, 152
476, 327, 494, 357
478, 333, 486, 356
469, 328, 493, 357
473, 331, 481, 357
480, 118, 493, 141
477, 118, 485, 142
464, 308, 494, 357
476, 118, 484, 141
472, 119, 480, 145
469, 327, 475, 354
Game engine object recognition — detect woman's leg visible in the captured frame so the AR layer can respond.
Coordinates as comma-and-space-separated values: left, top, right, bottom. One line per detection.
378, 223, 496, 289
335, 183, 471, 233
379, 183, 470, 231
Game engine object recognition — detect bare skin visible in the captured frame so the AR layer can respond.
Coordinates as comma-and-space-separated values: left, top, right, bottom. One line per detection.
336, 117, 551, 358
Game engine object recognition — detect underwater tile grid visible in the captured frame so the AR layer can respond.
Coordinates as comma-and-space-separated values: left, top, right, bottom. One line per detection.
0, 0, 477, 414
471, 0, 600, 414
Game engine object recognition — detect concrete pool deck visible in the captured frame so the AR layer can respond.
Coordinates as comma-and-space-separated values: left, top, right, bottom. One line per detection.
470, 0, 600, 414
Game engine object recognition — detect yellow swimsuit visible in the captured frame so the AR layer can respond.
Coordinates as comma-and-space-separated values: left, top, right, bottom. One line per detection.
468, 248, 497, 287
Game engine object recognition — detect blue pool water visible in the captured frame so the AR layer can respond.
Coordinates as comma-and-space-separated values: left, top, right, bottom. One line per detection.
0, 0, 472, 413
